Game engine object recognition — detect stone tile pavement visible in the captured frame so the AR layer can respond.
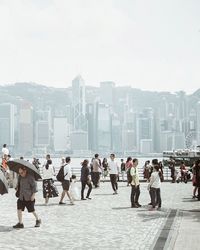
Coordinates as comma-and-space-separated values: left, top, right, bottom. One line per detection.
0, 181, 199, 250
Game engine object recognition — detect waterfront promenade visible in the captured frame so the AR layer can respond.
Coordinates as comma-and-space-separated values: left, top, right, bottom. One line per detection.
0, 181, 199, 250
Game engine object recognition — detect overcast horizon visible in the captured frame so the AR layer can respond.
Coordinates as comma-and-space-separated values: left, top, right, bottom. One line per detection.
0, 0, 199, 94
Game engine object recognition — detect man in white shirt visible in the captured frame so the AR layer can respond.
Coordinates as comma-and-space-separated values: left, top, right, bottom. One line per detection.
108, 154, 119, 194
130, 158, 141, 208
59, 157, 74, 205
2, 144, 9, 158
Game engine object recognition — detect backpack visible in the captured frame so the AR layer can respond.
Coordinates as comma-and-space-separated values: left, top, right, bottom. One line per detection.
127, 167, 133, 184
159, 171, 164, 182
56, 165, 68, 182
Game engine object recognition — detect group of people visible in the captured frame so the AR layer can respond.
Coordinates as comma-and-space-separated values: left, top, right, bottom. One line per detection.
126, 157, 163, 210
2, 144, 200, 229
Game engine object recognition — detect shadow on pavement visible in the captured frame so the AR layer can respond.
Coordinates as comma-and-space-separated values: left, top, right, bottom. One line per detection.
0, 226, 13, 232
35, 203, 60, 206
112, 206, 132, 210
94, 193, 114, 196
179, 209, 200, 223
137, 212, 168, 222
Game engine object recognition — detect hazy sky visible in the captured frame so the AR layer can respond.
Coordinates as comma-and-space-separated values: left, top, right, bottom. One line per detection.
0, 0, 200, 93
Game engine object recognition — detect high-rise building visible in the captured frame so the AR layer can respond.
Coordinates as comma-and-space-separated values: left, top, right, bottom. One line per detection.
72, 75, 86, 131
0, 103, 15, 147
99, 81, 115, 106
96, 103, 111, 152
136, 108, 154, 153
70, 131, 88, 151
18, 102, 33, 155
35, 121, 50, 146
86, 103, 97, 151
54, 117, 70, 152
111, 114, 122, 153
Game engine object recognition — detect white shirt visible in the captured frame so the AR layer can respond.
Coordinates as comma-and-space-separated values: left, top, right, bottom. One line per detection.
149, 172, 161, 189
108, 160, 119, 174
42, 164, 55, 179
63, 164, 72, 181
2, 147, 9, 156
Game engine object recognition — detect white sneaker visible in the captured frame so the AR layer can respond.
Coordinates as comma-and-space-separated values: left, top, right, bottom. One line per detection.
70, 199, 74, 205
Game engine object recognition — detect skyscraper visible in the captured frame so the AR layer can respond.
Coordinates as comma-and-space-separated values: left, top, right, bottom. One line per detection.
18, 102, 33, 155
72, 75, 86, 131
99, 81, 115, 106
96, 103, 111, 152
0, 103, 15, 147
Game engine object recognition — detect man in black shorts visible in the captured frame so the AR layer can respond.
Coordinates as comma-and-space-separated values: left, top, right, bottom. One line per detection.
59, 157, 74, 205
13, 167, 41, 229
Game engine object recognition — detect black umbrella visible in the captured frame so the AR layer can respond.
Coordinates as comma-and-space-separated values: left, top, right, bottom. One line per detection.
0, 170, 8, 195
7, 159, 42, 181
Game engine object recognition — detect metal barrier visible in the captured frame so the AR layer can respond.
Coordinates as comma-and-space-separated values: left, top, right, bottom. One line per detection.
43, 166, 180, 182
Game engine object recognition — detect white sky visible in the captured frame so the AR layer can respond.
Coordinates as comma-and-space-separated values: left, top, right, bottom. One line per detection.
0, 0, 200, 93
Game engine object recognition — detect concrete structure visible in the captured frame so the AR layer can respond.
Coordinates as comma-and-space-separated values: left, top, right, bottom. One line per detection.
72, 75, 86, 131
35, 121, 50, 146
0, 103, 15, 147
70, 131, 88, 151
96, 103, 111, 152
53, 117, 70, 152
99, 81, 115, 106
18, 102, 33, 155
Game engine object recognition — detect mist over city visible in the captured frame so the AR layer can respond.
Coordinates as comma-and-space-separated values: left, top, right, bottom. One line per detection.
1, 79, 200, 157
0, 0, 200, 156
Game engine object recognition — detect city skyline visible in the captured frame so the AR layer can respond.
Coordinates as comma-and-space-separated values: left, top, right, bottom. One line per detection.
1, 80, 200, 156
0, 0, 200, 93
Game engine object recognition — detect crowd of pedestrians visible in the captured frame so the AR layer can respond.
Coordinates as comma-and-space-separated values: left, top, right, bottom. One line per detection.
1, 143, 200, 230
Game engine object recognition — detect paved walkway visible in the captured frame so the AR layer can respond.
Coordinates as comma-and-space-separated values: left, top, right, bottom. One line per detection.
0, 181, 199, 250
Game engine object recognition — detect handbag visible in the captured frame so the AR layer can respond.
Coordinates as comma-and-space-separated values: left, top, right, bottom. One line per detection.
15, 188, 20, 198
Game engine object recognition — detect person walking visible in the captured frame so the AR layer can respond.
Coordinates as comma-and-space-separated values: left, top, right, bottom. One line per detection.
102, 158, 108, 182
59, 157, 74, 205
148, 165, 162, 210
42, 159, 59, 205
13, 167, 41, 229
194, 159, 200, 201
120, 159, 126, 182
91, 154, 102, 188
80, 159, 92, 200
125, 157, 133, 186
130, 158, 141, 208
108, 154, 119, 195
168, 156, 176, 183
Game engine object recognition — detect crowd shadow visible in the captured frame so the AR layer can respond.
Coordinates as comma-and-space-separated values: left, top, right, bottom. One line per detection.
94, 193, 113, 196
179, 209, 200, 223
35, 203, 60, 207
137, 211, 168, 222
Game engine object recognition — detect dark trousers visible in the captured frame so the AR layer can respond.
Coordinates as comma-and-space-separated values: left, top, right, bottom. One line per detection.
81, 181, 92, 199
150, 187, 161, 207
92, 172, 100, 187
110, 174, 118, 192
198, 187, 200, 201
131, 185, 140, 205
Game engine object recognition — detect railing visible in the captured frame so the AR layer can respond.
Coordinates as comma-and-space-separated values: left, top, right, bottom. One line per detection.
39, 166, 187, 182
